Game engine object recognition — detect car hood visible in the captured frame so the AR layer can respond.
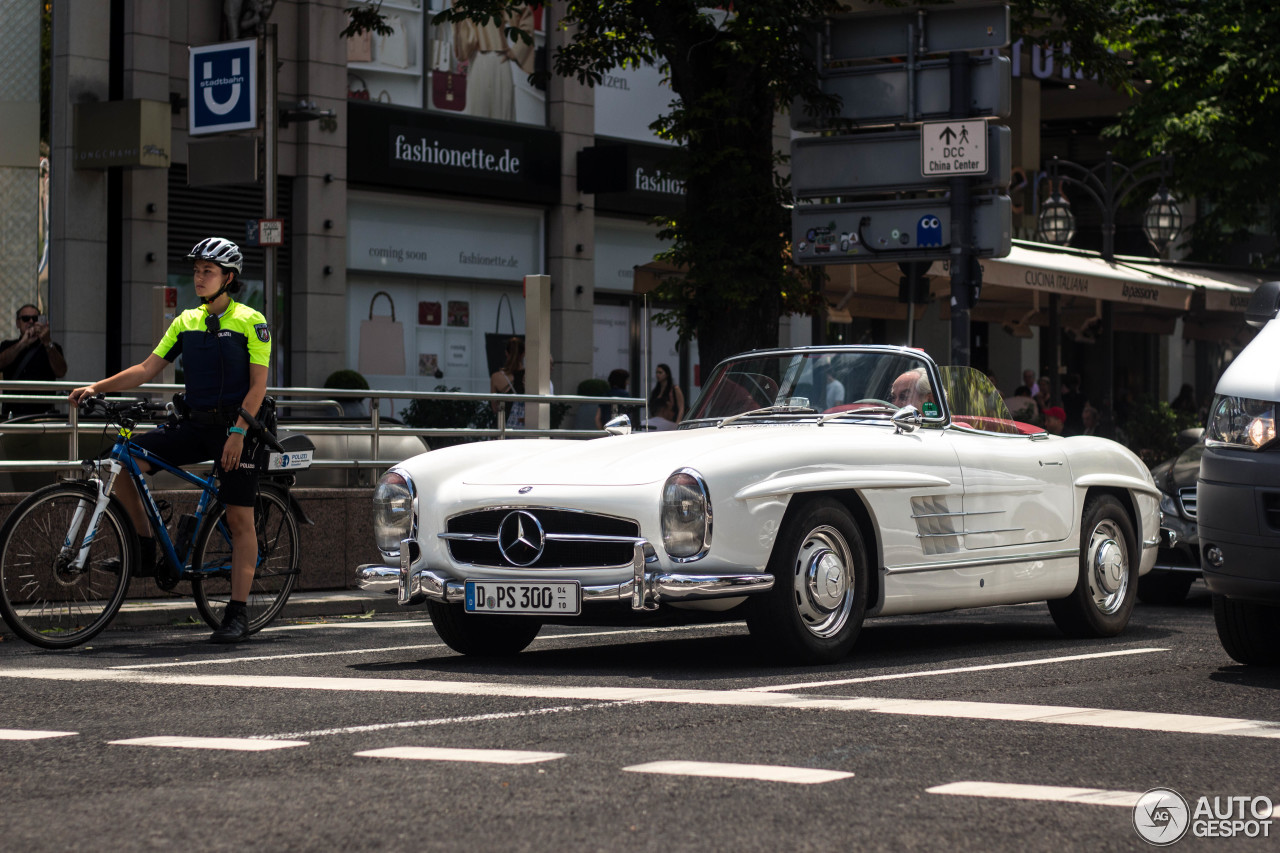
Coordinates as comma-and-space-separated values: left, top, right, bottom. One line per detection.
1152, 442, 1205, 493
458, 422, 906, 487
459, 428, 765, 487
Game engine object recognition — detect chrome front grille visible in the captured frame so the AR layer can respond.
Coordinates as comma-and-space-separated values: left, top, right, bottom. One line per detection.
1178, 486, 1197, 519
441, 507, 640, 569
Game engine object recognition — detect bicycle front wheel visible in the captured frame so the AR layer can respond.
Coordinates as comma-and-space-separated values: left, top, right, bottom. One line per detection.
0, 483, 136, 649
191, 487, 300, 634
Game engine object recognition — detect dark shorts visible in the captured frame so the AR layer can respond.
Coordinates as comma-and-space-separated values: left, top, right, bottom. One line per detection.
131, 419, 258, 507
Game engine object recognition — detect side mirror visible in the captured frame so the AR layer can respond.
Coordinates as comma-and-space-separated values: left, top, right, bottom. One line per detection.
604, 414, 632, 436
1246, 281, 1280, 329
892, 405, 921, 434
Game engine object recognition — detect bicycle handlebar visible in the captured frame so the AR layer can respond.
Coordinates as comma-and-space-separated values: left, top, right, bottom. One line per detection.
238, 407, 286, 453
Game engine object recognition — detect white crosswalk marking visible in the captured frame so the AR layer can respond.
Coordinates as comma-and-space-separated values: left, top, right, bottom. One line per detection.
356, 747, 564, 764
625, 760, 853, 784
927, 781, 1144, 807
4, 668, 1280, 741
0, 729, 77, 740
109, 736, 308, 751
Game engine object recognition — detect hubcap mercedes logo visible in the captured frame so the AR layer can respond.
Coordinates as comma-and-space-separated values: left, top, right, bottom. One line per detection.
498, 510, 545, 566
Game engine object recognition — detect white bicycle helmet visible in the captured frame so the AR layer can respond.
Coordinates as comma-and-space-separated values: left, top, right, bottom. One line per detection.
186, 237, 244, 274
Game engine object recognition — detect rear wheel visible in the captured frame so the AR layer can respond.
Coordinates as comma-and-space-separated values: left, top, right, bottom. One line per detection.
191, 487, 299, 634
0, 483, 135, 649
426, 600, 541, 656
1212, 595, 1280, 666
1137, 571, 1195, 606
745, 498, 867, 665
1049, 495, 1137, 637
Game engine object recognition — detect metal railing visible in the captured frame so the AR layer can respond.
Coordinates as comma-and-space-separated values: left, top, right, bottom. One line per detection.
0, 380, 647, 475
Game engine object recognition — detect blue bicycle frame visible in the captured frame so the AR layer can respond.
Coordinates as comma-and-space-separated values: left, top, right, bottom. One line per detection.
97, 428, 231, 578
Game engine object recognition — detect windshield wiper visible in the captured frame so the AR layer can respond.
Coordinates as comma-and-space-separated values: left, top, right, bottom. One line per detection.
717, 404, 816, 428
815, 404, 898, 426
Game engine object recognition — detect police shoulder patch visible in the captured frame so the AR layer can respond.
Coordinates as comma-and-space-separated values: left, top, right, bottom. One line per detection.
255, 323, 271, 343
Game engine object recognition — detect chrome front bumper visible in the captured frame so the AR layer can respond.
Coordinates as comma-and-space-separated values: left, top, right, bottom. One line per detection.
355, 541, 774, 612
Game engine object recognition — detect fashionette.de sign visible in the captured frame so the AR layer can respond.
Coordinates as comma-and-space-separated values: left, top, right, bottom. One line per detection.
391, 127, 523, 176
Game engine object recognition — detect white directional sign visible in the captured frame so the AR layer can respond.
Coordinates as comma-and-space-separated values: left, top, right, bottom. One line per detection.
921, 120, 988, 177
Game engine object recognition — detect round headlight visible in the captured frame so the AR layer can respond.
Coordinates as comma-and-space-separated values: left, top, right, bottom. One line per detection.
661, 469, 711, 561
373, 470, 414, 554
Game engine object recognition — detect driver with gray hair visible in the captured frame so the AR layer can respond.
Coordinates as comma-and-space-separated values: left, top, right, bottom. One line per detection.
890, 367, 934, 410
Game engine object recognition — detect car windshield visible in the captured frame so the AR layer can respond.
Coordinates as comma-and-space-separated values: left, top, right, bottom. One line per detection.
684, 349, 944, 424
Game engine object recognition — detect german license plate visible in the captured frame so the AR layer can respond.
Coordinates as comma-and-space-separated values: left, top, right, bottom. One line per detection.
464, 580, 581, 615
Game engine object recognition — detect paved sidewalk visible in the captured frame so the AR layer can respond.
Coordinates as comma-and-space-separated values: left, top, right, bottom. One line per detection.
0, 589, 407, 639
110, 588, 406, 629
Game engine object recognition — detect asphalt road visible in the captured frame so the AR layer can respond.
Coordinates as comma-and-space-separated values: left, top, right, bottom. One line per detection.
0, 584, 1276, 852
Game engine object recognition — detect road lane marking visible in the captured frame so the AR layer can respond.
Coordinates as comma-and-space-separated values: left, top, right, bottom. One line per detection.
261, 701, 637, 740
356, 746, 564, 764
113, 624, 726, 669
745, 648, 1169, 692
4, 668, 1280, 740
109, 736, 307, 751
625, 760, 852, 784
927, 781, 1143, 807
0, 729, 77, 740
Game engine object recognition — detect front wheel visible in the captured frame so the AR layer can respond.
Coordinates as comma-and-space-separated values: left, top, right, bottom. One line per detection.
1049, 495, 1138, 637
426, 600, 541, 656
1212, 595, 1280, 666
191, 487, 300, 634
745, 498, 868, 665
0, 483, 136, 649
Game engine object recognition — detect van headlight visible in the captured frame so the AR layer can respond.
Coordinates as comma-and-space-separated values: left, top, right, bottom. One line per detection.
661, 469, 711, 561
1206, 395, 1277, 449
373, 470, 415, 554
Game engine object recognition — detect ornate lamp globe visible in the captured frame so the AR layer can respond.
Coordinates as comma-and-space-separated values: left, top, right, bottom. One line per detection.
1143, 186, 1183, 253
1036, 193, 1076, 246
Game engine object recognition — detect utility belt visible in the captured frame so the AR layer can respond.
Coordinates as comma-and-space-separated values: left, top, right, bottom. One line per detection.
172, 394, 237, 427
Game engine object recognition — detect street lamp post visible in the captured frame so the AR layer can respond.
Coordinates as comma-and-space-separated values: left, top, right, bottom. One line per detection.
1034, 151, 1182, 437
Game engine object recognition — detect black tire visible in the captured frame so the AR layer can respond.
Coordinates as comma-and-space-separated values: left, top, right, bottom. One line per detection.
0, 483, 136, 649
425, 599, 541, 656
1137, 571, 1195, 606
1049, 495, 1138, 637
745, 497, 868, 665
191, 487, 299, 634
1212, 594, 1280, 666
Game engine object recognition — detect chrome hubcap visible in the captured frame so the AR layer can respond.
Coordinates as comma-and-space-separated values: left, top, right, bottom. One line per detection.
793, 525, 854, 638
1087, 520, 1129, 615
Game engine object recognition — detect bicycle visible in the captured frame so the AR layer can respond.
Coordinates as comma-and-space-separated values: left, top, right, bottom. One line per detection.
0, 396, 313, 649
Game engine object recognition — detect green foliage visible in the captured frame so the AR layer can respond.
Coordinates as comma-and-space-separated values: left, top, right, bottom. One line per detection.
400, 386, 569, 447
323, 369, 369, 391
341, 2, 396, 37
577, 378, 610, 397
1105, 0, 1280, 263
401, 386, 495, 448
1120, 396, 1203, 467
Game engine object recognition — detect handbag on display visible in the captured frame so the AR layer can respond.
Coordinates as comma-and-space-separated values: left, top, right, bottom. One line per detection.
347, 72, 370, 100
375, 14, 412, 68
430, 19, 467, 112
346, 26, 372, 63
358, 291, 407, 376
418, 301, 442, 325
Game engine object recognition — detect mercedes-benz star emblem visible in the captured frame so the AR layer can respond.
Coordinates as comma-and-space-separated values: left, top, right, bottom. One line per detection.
498, 510, 545, 567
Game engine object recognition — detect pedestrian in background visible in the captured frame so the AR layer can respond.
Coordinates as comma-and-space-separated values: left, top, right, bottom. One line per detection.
645, 363, 685, 431
596, 368, 632, 429
1061, 373, 1089, 436
0, 304, 67, 419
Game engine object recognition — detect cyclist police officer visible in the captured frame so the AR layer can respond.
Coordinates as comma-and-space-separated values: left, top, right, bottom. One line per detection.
69, 238, 270, 643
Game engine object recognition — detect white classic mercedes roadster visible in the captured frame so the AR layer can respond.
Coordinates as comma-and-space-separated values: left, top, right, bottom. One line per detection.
357, 346, 1160, 665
